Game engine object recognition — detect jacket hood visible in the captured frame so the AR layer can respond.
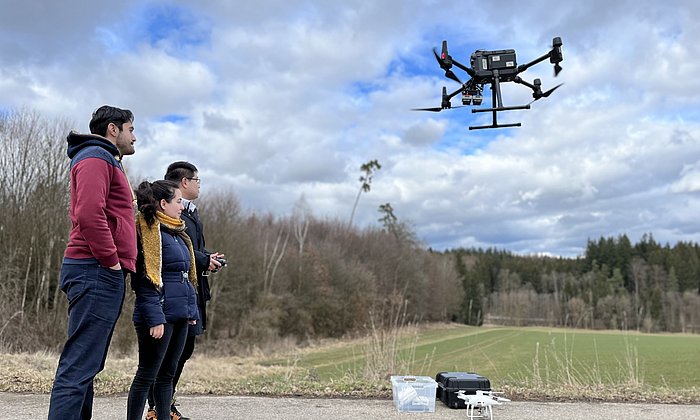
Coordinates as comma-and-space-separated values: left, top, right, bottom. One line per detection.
66, 131, 119, 159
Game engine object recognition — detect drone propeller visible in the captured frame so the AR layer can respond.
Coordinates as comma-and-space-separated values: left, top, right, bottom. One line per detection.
445, 69, 462, 84
541, 82, 563, 98
529, 78, 564, 103
432, 41, 463, 84
554, 63, 563, 76
411, 105, 470, 112
482, 391, 511, 403
412, 86, 466, 112
412, 106, 444, 112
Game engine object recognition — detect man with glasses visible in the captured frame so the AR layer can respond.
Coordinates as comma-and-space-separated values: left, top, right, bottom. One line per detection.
142, 161, 224, 420
49, 105, 138, 420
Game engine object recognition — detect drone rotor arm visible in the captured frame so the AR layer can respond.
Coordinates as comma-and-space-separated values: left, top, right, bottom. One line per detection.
514, 76, 554, 104
513, 76, 538, 92
451, 59, 476, 77
516, 51, 550, 74
446, 86, 465, 100
517, 36, 564, 77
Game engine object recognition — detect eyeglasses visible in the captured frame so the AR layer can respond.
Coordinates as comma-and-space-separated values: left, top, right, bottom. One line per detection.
187, 177, 201, 184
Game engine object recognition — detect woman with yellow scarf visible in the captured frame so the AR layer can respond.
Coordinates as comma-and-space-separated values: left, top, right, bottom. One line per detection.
127, 180, 199, 420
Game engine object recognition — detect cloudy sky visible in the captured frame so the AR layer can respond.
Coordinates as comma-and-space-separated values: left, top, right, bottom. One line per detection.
2, 0, 700, 256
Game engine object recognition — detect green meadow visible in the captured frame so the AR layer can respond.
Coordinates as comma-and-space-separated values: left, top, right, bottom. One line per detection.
264, 324, 700, 398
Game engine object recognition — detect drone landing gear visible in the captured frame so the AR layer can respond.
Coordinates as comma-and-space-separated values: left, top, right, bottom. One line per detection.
466, 404, 493, 420
468, 69, 529, 130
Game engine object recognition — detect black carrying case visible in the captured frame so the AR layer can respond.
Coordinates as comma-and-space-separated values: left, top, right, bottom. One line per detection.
435, 372, 491, 409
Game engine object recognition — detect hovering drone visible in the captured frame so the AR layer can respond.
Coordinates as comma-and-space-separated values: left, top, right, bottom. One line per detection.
456, 390, 511, 420
414, 37, 564, 130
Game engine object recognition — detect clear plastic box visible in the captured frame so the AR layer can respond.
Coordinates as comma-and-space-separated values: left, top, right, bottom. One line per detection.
390, 375, 438, 412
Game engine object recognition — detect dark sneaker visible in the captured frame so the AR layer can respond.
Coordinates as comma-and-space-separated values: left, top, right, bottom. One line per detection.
170, 405, 190, 420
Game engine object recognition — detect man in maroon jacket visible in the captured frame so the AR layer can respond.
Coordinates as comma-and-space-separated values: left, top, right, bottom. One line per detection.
49, 105, 138, 420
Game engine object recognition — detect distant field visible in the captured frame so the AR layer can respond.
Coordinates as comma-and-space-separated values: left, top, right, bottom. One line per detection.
264, 324, 700, 391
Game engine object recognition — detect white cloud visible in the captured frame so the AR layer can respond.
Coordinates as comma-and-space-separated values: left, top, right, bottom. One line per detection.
670, 162, 700, 193
3, 0, 700, 256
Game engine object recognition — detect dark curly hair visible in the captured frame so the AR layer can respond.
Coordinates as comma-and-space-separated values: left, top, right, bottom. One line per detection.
89, 105, 134, 137
135, 180, 180, 226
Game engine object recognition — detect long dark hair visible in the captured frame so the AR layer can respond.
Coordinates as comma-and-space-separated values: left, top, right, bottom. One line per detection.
135, 180, 179, 227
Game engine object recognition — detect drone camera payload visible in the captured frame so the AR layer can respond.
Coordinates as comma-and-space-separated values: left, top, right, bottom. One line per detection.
414, 36, 564, 130
462, 89, 482, 106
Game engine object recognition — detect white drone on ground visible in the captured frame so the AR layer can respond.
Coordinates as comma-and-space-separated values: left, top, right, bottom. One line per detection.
456, 390, 510, 420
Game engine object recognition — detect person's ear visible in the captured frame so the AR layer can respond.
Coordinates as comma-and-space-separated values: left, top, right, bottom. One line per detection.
159, 198, 167, 210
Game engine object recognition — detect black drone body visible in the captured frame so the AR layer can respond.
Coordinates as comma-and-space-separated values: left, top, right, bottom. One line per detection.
414, 37, 563, 130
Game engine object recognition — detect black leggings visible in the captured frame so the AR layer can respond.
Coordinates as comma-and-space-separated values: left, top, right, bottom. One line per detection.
173, 334, 196, 392
147, 333, 196, 408
127, 321, 188, 420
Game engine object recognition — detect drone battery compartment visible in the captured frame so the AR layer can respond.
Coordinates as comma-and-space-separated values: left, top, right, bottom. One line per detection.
436, 371, 492, 409
472, 49, 517, 79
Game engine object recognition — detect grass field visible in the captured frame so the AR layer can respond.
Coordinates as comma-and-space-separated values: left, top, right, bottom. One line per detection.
2, 323, 699, 402
262, 323, 700, 400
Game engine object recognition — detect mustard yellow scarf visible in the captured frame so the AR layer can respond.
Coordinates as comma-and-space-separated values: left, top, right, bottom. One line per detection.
136, 211, 198, 290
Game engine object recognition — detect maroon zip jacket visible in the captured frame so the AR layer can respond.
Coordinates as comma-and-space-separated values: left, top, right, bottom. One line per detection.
63, 132, 137, 272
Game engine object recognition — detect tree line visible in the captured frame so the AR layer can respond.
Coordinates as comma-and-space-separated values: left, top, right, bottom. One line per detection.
455, 234, 700, 333
1, 109, 698, 355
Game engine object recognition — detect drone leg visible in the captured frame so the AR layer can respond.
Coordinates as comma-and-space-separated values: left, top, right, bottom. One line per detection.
490, 85, 498, 128
468, 70, 528, 130
490, 70, 503, 127
492, 70, 505, 109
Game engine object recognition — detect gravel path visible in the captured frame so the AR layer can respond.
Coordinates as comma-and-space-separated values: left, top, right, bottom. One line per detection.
2, 392, 699, 419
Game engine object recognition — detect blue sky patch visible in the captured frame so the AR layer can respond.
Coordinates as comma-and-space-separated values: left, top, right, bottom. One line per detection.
140, 4, 209, 50
96, 3, 210, 57
156, 114, 189, 124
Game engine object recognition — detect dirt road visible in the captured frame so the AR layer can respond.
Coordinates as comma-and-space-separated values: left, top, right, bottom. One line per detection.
2, 392, 699, 419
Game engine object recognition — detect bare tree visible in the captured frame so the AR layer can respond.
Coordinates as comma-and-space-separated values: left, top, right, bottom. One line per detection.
262, 224, 289, 295
292, 195, 311, 292
348, 159, 381, 227
0, 108, 72, 350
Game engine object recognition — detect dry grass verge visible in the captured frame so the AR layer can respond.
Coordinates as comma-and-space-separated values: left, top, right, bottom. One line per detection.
1, 351, 698, 403
2, 323, 699, 404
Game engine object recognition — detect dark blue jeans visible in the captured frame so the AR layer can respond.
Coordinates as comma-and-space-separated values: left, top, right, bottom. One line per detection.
127, 320, 188, 420
48, 262, 126, 420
